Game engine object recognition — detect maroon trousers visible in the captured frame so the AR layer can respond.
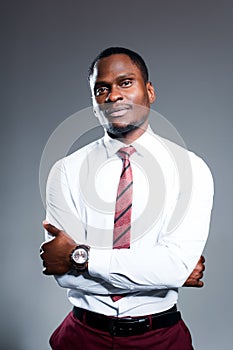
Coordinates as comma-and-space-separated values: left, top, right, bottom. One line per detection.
49, 311, 194, 350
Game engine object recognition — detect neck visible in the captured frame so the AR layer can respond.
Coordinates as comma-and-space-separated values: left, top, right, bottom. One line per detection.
107, 120, 148, 144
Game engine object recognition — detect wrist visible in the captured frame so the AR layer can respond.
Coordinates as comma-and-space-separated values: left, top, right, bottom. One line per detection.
70, 244, 90, 272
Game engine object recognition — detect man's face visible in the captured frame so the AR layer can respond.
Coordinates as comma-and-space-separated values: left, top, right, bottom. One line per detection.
89, 54, 155, 136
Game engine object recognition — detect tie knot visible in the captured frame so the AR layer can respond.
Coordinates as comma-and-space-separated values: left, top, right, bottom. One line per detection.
117, 146, 136, 160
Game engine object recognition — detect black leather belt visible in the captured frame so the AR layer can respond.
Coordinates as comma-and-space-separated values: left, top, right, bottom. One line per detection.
73, 305, 181, 337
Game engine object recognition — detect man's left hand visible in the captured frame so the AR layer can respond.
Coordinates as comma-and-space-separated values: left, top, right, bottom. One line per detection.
183, 255, 205, 287
40, 221, 77, 275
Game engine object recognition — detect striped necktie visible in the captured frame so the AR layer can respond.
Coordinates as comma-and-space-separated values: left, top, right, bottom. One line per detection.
111, 146, 136, 302
113, 146, 136, 249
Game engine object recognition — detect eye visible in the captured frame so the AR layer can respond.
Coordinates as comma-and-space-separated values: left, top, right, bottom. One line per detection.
95, 86, 109, 96
120, 79, 133, 88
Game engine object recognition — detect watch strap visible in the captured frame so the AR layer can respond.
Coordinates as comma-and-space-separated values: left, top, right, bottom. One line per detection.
70, 244, 90, 272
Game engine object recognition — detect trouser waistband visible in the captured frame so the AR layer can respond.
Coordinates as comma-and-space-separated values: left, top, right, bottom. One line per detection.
73, 305, 181, 337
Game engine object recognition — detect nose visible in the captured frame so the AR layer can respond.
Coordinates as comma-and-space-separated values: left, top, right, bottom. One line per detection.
105, 86, 123, 103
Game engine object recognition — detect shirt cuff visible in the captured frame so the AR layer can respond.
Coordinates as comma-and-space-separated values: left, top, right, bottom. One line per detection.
88, 248, 113, 282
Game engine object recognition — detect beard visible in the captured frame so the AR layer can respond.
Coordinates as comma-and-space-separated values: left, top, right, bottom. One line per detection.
107, 123, 137, 136
105, 114, 149, 138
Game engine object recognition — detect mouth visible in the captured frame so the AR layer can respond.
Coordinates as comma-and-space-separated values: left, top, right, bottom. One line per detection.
104, 105, 132, 118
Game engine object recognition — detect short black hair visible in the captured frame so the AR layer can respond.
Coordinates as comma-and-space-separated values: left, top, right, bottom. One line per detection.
88, 47, 149, 83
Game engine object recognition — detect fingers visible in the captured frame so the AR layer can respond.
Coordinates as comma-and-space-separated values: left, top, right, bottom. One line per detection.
200, 255, 205, 263
198, 255, 205, 264
39, 240, 54, 275
196, 262, 205, 273
192, 269, 203, 278
40, 222, 75, 276
183, 255, 206, 288
198, 271, 204, 280
40, 240, 51, 254
195, 256, 205, 272
39, 248, 56, 275
196, 280, 204, 288
42, 262, 52, 275
43, 220, 60, 237
183, 278, 204, 288
42, 263, 53, 275
39, 248, 48, 274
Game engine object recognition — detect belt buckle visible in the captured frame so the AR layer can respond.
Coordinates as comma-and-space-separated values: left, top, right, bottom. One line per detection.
110, 317, 150, 337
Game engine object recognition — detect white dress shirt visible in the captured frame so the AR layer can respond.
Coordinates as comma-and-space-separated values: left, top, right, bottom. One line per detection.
45, 127, 214, 317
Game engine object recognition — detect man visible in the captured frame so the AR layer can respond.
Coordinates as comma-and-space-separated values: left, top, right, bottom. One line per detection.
40, 47, 214, 349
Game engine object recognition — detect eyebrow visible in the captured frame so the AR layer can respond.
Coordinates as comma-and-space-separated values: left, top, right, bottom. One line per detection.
116, 73, 136, 79
94, 73, 136, 88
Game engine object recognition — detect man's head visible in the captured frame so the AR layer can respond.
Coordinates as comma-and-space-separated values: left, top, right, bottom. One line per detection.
88, 47, 149, 84
88, 47, 156, 142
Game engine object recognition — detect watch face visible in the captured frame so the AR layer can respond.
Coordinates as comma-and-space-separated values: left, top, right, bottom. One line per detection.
72, 248, 88, 264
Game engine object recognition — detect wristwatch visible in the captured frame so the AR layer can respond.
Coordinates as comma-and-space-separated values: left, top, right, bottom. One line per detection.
70, 245, 90, 272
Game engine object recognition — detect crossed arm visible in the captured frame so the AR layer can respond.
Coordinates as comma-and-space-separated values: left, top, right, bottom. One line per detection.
40, 153, 213, 290
40, 221, 206, 288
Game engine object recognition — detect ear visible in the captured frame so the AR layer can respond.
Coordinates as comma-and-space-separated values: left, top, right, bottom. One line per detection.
146, 81, 156, 104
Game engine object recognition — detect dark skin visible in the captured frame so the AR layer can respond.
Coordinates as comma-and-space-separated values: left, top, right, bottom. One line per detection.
90, 54, 156, 144
41, 222, 205, 287
41, 54, 206, 288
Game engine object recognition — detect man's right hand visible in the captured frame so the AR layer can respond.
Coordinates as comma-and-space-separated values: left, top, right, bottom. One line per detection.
40, 221, 77, 275
183, 255, 205, 287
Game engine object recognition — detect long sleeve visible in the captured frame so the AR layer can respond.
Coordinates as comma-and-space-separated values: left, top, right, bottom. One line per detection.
44, 133, 214, 316
88, 154, 214, 291
45, 158, 119, 294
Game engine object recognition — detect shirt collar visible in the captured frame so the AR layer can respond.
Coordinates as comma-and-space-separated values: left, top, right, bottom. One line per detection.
102, 126, 156, 159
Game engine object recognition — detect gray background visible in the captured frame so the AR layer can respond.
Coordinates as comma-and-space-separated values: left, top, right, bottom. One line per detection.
1, 0, 232, 349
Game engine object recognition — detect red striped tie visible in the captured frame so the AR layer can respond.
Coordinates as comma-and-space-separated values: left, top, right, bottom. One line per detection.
111, 146, 136, 302
113, 146, 136, 249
